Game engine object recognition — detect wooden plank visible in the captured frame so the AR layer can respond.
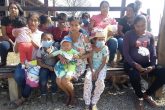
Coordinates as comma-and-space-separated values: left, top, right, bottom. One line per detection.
0, 6, 123, 12
8, 78, 19, 101
120, 0, 126, 17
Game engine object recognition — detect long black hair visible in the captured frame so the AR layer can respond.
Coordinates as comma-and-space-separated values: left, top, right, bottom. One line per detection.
127, 0, 142, 15
8, 1, 24, 16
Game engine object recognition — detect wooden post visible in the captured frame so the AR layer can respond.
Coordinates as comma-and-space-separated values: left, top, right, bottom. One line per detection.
44, 0, 49, 15
5, 0, 9, 16
156, 0, 165, 99
8, 78, 19, 101
120, 0, 126, 18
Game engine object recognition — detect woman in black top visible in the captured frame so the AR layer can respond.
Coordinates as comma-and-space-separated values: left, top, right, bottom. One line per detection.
117, 1, 141, 62
0, 1, 23, 66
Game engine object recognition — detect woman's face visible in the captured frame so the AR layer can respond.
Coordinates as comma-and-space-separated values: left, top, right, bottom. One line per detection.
69, 20, 81, 33
28, 15, 39, 32
126, 7, 135, 18
134, 20, 146, 35
100, 2, 109, 15
9, 4, 19, 17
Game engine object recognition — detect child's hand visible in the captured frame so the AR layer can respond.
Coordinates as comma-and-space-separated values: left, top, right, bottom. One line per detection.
45, 47, 52, 54
73, 55, 80, 59
58, 55, 68, 64
48, 66, 54, 72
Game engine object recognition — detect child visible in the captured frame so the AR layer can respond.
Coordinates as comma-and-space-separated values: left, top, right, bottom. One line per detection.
12, 16, 33, 64
49, 36, 80, 106
83, 30, 109, 110
36, 32, 58, 104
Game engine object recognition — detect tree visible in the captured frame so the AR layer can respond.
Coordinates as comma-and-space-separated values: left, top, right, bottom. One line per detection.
55, 0, 91, 16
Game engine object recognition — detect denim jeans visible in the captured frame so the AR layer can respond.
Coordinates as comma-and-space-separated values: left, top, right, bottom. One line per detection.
39, 67, 57, 95
0, 41, 11, 64
14, 63, 32, 98
106, 37, 118, 63
117, 37, 123, 56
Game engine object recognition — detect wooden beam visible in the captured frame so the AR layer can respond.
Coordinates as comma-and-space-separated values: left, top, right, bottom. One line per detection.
120, 0, 126, 17
0, 6, 122, 11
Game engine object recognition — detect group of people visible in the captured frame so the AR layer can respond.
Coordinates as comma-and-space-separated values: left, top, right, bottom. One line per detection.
0, 1, 165, 110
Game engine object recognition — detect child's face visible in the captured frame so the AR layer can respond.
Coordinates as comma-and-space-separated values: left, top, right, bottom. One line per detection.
41, 34, 54, 49
69, 20, 81, 32
96, 37, 105, 41
42, 34, 53, 41
61, 41, 72, 51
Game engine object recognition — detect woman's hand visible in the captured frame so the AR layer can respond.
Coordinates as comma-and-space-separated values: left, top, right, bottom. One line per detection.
134, 63, 146, 73
58, 55, 68, 64
142, 66, 155, 74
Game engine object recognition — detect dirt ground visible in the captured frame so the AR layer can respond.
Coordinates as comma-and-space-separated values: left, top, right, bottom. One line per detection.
0, 51, 165, 110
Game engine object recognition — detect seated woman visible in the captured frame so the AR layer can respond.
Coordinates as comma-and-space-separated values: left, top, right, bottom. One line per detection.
0, 2, 23, 67
89, 1, 118, 67
117, 1, 141, 63
123, 15, 165, 110
10, 12, 43, 109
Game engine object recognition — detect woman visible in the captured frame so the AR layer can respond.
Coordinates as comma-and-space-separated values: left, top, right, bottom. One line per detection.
123, 15, 165, 110
9, 12, 43, 108
117, 1, 142, 62
58, 17, 92, 106
0, 2, 23, 67
89, 0, 117, 67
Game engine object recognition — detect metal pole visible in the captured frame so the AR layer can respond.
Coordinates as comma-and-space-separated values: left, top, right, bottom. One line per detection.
5, 0, 9, 16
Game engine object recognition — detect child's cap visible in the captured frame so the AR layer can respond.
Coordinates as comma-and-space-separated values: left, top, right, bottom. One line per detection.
94, 29, 106, 38
60, 36, 72, 45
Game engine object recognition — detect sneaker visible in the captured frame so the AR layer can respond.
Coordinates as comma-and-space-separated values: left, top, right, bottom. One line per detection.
40, 95, 47, 104
143, 93, 157, 107
84, 105, 90, 110
92, 104, 98, 110
136, 98, 144, 110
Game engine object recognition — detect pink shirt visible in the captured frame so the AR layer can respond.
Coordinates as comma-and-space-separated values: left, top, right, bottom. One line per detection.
91, 14, 117, 29
12, 27, 31, 43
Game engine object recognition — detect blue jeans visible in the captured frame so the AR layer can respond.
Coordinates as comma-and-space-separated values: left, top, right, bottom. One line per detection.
117, 37, 123, 56
0, 41, 11, 64
39, 67, 57, 95
14, 63, 32, 98
106, 37, 118, 63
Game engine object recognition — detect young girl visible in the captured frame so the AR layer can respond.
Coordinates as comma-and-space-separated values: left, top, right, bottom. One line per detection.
36, 32, 58, 104
49, 36, 80, 106
12, 16, 33, 64
83, 30, 109, 110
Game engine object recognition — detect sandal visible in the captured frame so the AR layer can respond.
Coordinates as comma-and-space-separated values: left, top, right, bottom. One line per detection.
8, 98, 26, 109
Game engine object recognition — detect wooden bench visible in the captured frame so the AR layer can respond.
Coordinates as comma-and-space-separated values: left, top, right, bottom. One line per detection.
0, 65, 19, 101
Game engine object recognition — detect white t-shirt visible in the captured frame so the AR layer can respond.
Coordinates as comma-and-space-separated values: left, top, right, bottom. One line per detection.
31, 29, 43, 59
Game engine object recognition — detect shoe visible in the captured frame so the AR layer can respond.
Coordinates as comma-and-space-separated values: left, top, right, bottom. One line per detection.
84, 105, 90, 110
92, 104, 98, 110
143, 93, 158, 107
136, 98, 144, 110
40, 95, 47, 104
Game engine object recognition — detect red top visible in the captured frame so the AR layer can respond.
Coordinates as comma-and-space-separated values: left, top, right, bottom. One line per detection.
1, 16, 17, 42
48, 26, 69, 42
